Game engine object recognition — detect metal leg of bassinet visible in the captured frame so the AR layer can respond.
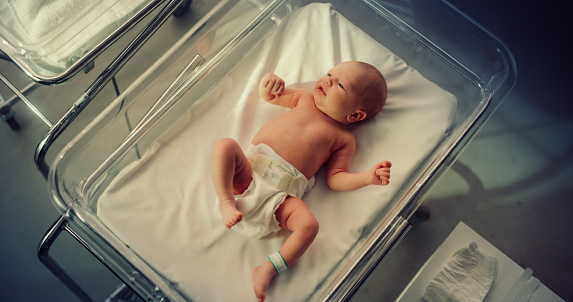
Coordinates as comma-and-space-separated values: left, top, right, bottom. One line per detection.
0, 81, 42, 130
39, 209, 149, 302
34, 0, 185, 179
38, 214, 93, 302
0, 81, 41, 110
0, 72, 53, 128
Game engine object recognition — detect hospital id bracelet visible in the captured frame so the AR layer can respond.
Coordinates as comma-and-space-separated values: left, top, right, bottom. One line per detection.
268, 251, 287, 274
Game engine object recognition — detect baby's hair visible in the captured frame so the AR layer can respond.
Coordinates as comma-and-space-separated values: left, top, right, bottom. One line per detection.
355, 62, 387, 120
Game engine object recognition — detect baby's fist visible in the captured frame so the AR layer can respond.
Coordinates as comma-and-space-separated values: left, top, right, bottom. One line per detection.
262, 73, 285, 96
370, 160, 391, 186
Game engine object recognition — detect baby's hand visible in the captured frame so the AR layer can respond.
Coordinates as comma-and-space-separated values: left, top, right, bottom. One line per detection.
261, 73, 285, 96
365, 161, 392, 186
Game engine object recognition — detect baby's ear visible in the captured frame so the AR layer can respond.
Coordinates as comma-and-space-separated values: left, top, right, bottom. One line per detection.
347, 109, 367, 123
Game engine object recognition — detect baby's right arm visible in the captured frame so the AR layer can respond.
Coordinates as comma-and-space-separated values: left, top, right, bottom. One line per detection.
259, 73, 285, 101
259, 73, 307, 108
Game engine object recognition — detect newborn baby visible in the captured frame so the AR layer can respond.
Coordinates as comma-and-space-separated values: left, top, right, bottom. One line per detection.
210, 61, 392, 301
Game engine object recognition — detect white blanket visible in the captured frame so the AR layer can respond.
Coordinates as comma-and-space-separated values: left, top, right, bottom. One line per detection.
98, 3, 456, 301
7, 0, 147, 69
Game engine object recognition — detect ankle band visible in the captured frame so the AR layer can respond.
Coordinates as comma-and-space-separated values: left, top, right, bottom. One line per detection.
268, 251, 287, 274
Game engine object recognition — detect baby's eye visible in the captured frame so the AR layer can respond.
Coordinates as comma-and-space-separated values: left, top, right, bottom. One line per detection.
339, 83, 344, 89
327, 73, 331, 77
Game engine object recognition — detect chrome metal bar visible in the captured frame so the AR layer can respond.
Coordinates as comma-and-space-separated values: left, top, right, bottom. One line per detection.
321, 216, 411, 301
0, 72, 53, 127
128, 54, 205, 136
0, 81, 41, 109
38, 214, 92, 302
34, 0, 184, 179
112, 76, 143, 159
39, 209, 148, 302
111, 77, 122, 97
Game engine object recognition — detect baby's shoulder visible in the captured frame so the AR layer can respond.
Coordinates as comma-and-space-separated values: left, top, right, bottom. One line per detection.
339, 127, 356, 144
293, 91, 314, 106
323, 121, 355, 145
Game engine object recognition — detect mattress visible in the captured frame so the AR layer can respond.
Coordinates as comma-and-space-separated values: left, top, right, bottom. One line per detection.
96, 3, 456, 301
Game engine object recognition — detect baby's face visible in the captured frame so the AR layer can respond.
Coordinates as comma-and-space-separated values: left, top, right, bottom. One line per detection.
313, 62, 372, 125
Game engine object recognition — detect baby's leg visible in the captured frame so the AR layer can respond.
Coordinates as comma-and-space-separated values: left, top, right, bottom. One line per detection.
253, 197, 319, 301
210, 138, 253, 228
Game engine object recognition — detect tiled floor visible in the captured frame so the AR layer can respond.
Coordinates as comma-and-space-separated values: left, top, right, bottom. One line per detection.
1, 0, 571, 301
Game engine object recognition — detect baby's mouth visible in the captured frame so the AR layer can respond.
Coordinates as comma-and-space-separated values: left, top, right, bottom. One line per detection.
319, 86, 326, 95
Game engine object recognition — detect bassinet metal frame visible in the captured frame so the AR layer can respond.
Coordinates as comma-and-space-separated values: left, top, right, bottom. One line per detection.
0, 0, 191, 131
33, 0, 517, 301
3, 0, 191, 301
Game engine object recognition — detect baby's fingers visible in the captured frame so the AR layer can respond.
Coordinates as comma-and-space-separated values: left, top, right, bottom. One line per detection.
375, 167, 391, 185
378, 160, 392, 168
271, 80, 284, 95
264, 76, 284, 95
376, 169, 391, 179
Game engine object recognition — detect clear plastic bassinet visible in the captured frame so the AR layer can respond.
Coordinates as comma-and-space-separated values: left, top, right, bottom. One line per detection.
43, 0, 516, 301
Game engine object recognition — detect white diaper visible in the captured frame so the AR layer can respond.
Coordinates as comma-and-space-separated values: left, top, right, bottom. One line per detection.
220, 143, 315, 239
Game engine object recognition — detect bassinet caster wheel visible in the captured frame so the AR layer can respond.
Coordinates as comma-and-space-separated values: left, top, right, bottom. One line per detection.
173, 0, 192, 17
410, 205, 431, 224
0, 50, 9, 61
0, 107, 19, 131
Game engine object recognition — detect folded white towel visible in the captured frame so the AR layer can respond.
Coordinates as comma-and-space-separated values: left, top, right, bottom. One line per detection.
423, 242, 498, 302
7, 0, 147, 69
7, 0, 93, 41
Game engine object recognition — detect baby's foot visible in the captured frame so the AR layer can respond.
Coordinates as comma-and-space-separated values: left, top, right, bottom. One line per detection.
219, 200, 243, 228
253, 262, 277, 302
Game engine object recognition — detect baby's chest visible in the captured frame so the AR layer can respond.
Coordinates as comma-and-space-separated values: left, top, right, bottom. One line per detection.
290, 119, 342, 148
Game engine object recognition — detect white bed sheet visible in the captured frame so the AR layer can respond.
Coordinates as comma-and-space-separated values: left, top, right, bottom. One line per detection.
97, 3, 456, 301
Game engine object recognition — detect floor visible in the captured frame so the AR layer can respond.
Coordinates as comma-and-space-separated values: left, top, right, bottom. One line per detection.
0, 0, 571, 301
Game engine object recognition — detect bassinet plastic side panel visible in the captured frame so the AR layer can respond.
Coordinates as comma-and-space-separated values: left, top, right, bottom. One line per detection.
34, 0, 189, 179
0, 0, 192, 133
0, 0, 168, 84
45, 0, 516, 301
40, 1, 270, 300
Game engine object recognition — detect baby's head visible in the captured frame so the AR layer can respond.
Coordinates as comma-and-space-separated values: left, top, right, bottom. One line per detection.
313, 61, 387, 125
352, 62, 387, 120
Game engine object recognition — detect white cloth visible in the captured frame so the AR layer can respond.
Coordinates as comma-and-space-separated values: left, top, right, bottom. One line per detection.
97, 3, 457, 301
7, 0, 146, 68
503, 267, 541, 302
219, 144, 314, 239
423, 242, 498, 302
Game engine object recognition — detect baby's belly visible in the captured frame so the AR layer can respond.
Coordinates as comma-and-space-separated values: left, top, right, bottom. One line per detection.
251, 132, 330, 180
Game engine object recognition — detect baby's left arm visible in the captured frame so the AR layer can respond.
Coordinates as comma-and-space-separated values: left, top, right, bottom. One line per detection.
327, 140, 391, 191
363, 161, 392, 186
